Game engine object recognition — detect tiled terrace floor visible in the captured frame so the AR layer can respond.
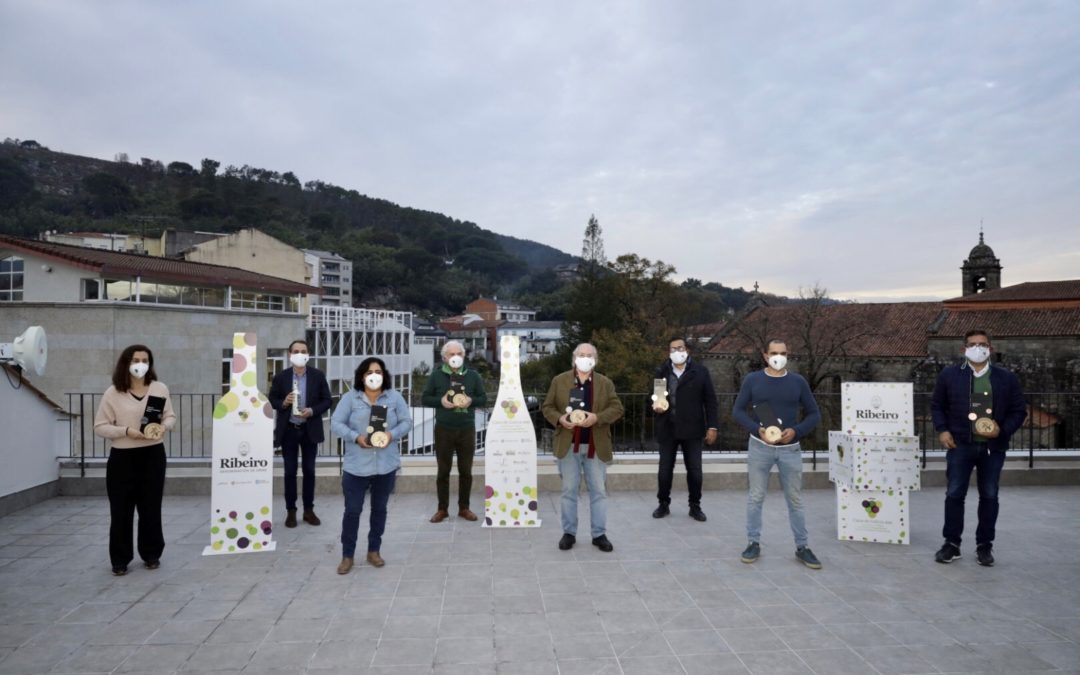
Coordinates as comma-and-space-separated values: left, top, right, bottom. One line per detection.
1, 485, 1078, 674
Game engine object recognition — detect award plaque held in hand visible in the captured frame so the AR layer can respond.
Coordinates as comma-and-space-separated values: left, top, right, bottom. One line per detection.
970, 391, 997, 436
446, 373, 468, 408
567, 386, 588, 425
291, 380, 301, 417
754, 401, 784, 444
141, 395, 167, 440
651, 378, 669, 412
367, 405, 389, 448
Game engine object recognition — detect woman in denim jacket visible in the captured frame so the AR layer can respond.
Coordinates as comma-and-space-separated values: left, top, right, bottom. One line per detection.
330, 357, 412, 574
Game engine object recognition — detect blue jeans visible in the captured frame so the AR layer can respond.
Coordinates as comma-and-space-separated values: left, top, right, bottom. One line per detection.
746, 436, 808, 547
557, 450, 607, 539
281, 426, 317, 511
943, 444, 1005, 547
341, 471, 396, 558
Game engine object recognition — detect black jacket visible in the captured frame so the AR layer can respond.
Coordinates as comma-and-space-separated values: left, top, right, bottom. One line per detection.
652, 358, 719, 442
268, 366, 333, 446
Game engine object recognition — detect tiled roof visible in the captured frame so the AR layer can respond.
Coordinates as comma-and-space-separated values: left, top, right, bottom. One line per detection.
0, 235, 319, 294
933, 307, 1080, 337
708, 303, 943, 357
944, 280, 1080, 304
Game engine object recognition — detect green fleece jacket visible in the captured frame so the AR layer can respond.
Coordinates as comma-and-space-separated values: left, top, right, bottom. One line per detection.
421, 365, 488, 430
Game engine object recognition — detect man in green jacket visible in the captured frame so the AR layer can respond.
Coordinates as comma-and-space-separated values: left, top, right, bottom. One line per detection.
422, 340, 488, 523
542, 343, 625, 552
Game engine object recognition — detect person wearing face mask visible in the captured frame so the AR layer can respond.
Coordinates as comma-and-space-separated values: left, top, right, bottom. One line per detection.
421, 340, 488, 523
651, 337, 719, 521
94, 344, 176, 576
269, 340, 333, 528
732, 338, 822, 569
542, 343, 625, 552
930, 330, 1026, 567
330, 357, 412, 573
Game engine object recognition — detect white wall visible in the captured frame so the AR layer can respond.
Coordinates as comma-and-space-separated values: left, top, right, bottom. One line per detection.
0, 377, 69, 498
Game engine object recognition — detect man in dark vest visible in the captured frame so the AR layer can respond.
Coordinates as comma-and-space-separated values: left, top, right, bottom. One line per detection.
651, 336, 719, 522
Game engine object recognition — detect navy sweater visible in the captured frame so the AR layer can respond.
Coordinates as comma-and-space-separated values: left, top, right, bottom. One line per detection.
732, 370, 821, 441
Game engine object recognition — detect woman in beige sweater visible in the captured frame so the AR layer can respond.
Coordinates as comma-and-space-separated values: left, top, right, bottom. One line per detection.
93, 344, 176, 576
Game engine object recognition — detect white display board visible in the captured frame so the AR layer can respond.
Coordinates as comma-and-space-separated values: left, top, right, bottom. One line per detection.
203, 333, 277, 555
829, 431, 921, 491
483, 335, 541, 527
837, 485, 909, 545
841, 382, 914, 436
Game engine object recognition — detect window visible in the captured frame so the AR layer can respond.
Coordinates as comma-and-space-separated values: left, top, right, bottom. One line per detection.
0, 256, 25, 301
82, 279, 101, 300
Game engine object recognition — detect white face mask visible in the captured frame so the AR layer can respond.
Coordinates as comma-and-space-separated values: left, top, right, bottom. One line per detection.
289, 352, 310, 368
129, 362, 149, 379
574, 356, 595, 373
364, 373, 383, 390
447, 355, 464, 369
670, 350, 688, 366
965, 345, 990, 364
767, 354, 787, 371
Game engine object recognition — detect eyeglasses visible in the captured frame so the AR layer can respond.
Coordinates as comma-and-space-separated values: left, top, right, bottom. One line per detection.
965, 342, 990, 348
670, 346, 687, 352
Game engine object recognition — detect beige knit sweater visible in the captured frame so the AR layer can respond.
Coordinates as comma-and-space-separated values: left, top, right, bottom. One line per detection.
93, 381, 177, 448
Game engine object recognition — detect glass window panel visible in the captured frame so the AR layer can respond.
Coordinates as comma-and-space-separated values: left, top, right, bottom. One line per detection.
204, 288, 225, 307
11, 259, 23, 272
0, 258, 10, 273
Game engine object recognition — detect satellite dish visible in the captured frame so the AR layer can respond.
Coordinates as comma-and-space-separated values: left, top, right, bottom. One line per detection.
0, 326, 48, 377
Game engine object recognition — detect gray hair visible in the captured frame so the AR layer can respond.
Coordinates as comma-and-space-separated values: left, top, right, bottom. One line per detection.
441, 340, 466, 359
571, 342, 598, 365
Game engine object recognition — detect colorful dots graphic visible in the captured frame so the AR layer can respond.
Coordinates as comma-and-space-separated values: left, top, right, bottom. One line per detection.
231, 354, 247, 373
244, 332, 256, 346
262, 402, 274, 418
211, 526, 220, 534
237, 537, 250, 549
232, 334, 247, 349
226, 528, 238, 539
260, 506, 270, 515
212, 540, 223, 551
260, 521, 272, 535
229, 511, 237, 519
241, 371, 257, 387
528, 501, 538, 511
485, 486, 494, 499
245, 512, 254, 520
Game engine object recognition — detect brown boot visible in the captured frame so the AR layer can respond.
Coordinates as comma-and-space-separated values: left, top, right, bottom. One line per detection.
366, 551, 385, 567
430, 509, 450, 523
285, 509, 297, 528
336, 557, 353, 575
458, 508, 478, 522
303, 509, 321, 526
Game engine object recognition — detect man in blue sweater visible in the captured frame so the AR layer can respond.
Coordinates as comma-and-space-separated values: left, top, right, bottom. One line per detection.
930, 330, 1026, 567
732, 339, 822, 569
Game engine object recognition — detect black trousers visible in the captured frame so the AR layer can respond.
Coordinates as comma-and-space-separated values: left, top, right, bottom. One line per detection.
281, 425, 317, 511
106, 444, 166, 568
657, 437, 704, 507
435, 426, 475, 510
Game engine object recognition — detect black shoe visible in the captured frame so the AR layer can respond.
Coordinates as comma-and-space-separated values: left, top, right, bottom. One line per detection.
934, 541, 961, 564
740, 541, 760, 564
144, 560, 160, 570
112, 565, 128, 576
795, 546, 822, 570
976, 544, 994, 567
558, 533, 576, 551
591, 535, 614, 553
689, 506, 707, 522
285, 509, 297, 528
652, 504, 670, 518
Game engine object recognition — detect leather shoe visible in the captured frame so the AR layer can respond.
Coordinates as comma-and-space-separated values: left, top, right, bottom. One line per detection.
689, 506, 707, 522
458, 508, 478, 521
430, 510, 450, 523
592, 535, 614, 553
285, 509, 297, 528
303, 510, 321, 526
366, 551, 385, 567
144, 560, 160, 570
558, 533, 576, 550
336, 557, 353, 575
652, 504, 670, 518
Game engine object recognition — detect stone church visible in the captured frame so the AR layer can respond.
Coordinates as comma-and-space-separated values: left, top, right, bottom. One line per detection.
702, 234, 1080, 449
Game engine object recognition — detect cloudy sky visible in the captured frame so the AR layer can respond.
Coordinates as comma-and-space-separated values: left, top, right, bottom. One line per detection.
3, 1, 1078, 300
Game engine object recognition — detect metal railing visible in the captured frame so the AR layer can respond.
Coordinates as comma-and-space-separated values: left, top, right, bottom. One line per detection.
68, 391, 1080, 473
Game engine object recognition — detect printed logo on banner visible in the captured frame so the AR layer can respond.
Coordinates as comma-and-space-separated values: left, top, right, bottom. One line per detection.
842, 382, 914, 436
837, 485, 909, 545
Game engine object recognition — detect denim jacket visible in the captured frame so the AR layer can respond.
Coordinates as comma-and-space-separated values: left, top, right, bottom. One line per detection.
331, 388, 411, 476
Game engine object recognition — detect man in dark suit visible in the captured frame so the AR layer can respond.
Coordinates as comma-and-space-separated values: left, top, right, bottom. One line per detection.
268, 339, 333, 528
651, 336, 719, 522
931, 329, 1026, 567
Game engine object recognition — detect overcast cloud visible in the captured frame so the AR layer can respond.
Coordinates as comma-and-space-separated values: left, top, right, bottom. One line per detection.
2, 1, 1078, 299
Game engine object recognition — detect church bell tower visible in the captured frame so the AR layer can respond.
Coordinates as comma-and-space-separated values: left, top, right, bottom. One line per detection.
961, 230, 1002, 296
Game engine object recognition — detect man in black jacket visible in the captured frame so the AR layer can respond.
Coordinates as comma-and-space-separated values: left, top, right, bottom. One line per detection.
651, 337, 719, 521
268, 340, 333, 528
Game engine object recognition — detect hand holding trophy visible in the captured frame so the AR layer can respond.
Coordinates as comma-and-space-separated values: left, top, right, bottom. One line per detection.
367, 404, 390, 448
651, 378, 669, 413
754, 401, 784, 444
566, 385, 588, 425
